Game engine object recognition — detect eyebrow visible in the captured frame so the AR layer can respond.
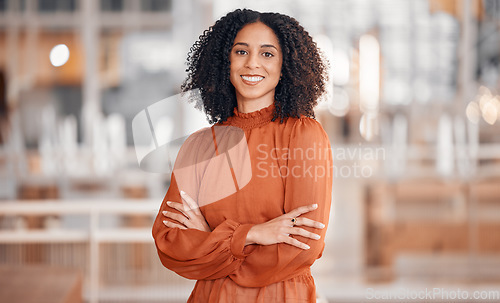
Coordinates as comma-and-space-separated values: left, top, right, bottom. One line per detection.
232, 42, 278, 51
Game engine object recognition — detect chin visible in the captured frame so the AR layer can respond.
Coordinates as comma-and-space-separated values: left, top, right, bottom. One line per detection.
239, 88, 276, 101
240, 93, 265, 100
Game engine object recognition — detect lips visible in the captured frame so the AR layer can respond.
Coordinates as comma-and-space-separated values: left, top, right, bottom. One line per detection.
241, 75, 264, 85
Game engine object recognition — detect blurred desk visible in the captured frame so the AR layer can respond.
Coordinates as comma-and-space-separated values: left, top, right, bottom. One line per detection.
0, 199, 160, 303
365, 177, 500, 283
0, 265, 82, 303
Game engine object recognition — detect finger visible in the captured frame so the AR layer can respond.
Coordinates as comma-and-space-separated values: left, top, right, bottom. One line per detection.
180, 191, 201, 215
287, 203, 318, 218
281, 236, 310, 250
292, 217, 325, 229
288, 227, 321, 240
166, 201, 189, 218
162, 210, 188, 226
163, 220, 187, 230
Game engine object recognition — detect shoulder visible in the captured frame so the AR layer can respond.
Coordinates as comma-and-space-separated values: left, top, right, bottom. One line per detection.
176, 125, 244, 162
174, 127, 215, 166
289, 116, 329, 142
180, 127, 213, 151
284, 116, 332, 162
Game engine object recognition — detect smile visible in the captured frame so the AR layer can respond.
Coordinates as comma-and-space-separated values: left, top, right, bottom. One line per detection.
241, 75, 264, 84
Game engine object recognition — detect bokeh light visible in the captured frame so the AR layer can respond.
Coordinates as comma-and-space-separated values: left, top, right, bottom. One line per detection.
359, 34, 380, 114
328, 88, 350, 117
466, 101, 480, 124
359, 112, 379, 141
49, 44, 70, 67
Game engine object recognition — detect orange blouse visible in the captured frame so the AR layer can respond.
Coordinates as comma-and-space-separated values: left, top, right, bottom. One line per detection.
152, 103, 333, 302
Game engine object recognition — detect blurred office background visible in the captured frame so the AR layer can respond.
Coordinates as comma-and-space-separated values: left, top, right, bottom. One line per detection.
0, 0, 499, 302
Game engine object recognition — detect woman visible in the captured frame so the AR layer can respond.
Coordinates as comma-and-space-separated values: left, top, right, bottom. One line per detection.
152, 9, 333, 302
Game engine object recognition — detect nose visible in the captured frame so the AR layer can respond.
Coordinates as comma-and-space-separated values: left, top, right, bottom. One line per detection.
245, 52, 260, 69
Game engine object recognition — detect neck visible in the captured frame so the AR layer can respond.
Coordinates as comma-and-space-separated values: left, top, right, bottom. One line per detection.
236, 95, 275, 114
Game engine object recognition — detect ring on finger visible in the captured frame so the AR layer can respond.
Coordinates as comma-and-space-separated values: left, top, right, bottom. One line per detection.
291, 217, 297, 226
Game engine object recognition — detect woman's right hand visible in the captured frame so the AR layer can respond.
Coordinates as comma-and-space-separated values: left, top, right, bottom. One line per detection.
245, 203, 325, 250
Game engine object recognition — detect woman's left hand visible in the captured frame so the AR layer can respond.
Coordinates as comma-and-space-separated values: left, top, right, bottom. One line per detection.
162, 190, 212, 232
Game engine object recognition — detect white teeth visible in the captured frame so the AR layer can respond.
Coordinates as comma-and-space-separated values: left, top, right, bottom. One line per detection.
241, 75, 264, 82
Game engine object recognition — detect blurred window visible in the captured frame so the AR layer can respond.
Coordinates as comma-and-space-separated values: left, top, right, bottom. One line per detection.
0, 0, 25, 12
38, 0, 77, 12
101, 0, 123, 12
140, 0, 171, 12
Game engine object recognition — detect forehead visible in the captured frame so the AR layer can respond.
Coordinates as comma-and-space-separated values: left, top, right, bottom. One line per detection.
234, 22, 280, 48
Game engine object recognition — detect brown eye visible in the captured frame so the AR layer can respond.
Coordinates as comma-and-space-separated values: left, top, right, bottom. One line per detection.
263, 52, 274, 58
235, 50, 247, 55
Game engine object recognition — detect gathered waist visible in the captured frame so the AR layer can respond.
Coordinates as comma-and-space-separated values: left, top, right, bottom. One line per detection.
287, 266, 312, 280
189, 266, 316, 302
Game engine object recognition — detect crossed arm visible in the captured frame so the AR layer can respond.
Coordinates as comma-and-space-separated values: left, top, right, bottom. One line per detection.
162, 190, 324, 250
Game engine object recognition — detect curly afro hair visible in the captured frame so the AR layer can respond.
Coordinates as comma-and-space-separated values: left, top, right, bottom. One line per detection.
181, 9, 327, 124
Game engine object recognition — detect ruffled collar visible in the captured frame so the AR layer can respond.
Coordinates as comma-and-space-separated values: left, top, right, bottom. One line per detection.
223, 103, 275, 130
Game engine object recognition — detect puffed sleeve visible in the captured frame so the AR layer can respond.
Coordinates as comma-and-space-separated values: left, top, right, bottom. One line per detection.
152, 129, 256, 280
228, 117, 333, 287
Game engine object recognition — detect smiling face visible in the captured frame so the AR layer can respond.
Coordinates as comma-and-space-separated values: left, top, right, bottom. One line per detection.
229, 22, 283, 112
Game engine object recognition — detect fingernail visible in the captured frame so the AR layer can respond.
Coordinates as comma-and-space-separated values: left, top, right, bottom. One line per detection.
180, 190, 185, 195
312, 204, 318, 208
162, 211, 168, 215
166, 201, 172, 206
304, 245, 310, 249
319, 223, 325, 228
163, 220, 168, 225
313, 234, 321, 240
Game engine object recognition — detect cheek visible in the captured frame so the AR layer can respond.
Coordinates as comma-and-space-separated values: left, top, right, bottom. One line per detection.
276, 59, 283, 75
267, 61, 282, 79
229, 58, 240, 78
229, 65, 237, 84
